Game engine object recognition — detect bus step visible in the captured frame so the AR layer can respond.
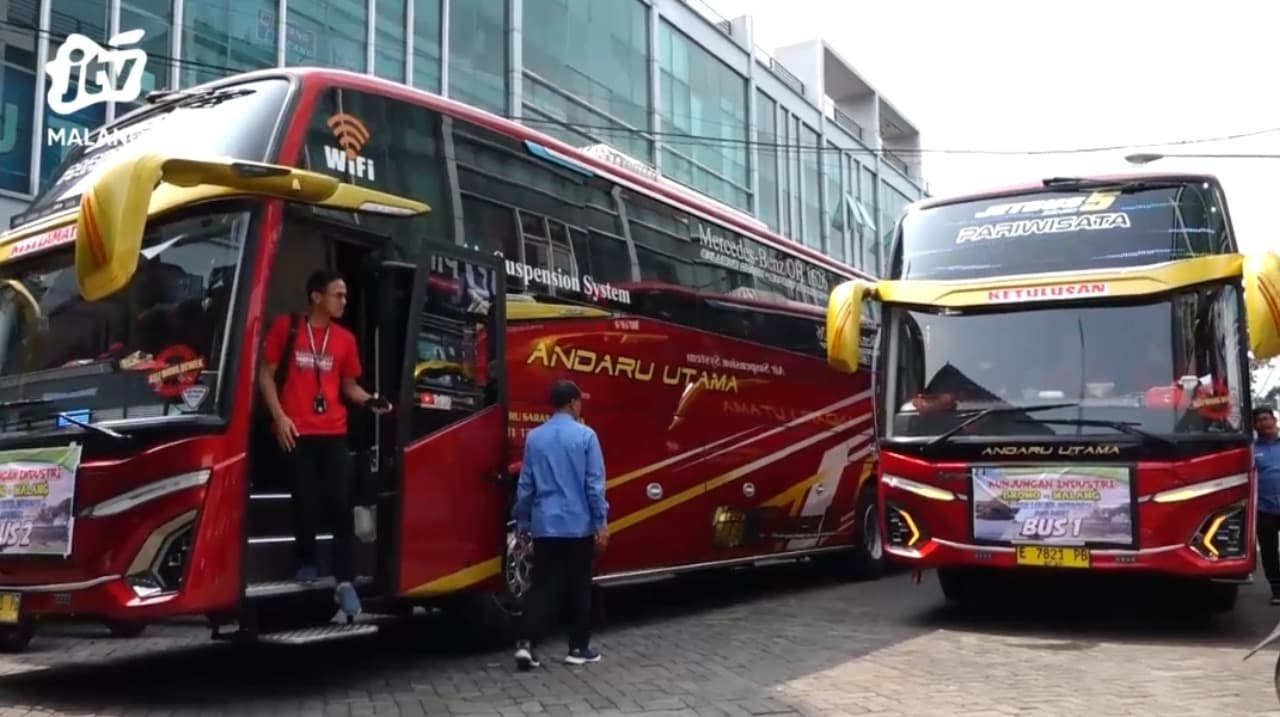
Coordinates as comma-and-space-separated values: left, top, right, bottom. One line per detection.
246, 576, 373, 599
258, 623, 379, 645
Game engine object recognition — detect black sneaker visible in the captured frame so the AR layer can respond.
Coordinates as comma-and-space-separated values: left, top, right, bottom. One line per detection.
564, 646, 601, 665
514, 643, 541, 671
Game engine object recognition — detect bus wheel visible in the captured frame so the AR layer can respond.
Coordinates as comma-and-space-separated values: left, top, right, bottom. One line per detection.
104, 619, 147, 638
503, 526, 534, 611
448, 527, 530, 647
0, 619, 34, 653
817, 481, 884, 580
1202, 581, 1238, 613
938, 567, 981, 605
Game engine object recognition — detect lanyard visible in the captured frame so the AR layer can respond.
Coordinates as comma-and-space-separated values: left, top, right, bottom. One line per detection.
304, 319, 331, 389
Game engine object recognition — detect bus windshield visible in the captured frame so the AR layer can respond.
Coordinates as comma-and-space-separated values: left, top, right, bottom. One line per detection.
887, 283, 1247, 440
0, 208, 249, 431
14, 77, 291, 229
895, 181, 1233, 281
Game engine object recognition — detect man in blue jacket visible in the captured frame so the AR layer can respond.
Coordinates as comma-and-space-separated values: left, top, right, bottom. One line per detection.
1255, 406, 1280, 605
513, 379, 609, 670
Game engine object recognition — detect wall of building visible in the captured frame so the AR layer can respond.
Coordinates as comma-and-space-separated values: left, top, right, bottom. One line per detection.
0, 0, 927, 276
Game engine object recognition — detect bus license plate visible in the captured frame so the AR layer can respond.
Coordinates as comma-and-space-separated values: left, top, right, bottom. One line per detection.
1016, 545, 1090, 569
0, 592, 20, 624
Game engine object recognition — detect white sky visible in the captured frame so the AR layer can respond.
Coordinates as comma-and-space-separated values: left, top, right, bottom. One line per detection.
713, 0, 1280, 254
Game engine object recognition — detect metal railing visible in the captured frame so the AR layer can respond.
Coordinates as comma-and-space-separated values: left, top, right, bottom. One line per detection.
828, 103, 864, 142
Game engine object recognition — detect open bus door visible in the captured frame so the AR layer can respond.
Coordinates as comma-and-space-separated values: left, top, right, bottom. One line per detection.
238, 213, 418, 643
394, 243, 512, 627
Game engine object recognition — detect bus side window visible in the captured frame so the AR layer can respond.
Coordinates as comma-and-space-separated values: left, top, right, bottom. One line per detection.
410, 256, 499, 441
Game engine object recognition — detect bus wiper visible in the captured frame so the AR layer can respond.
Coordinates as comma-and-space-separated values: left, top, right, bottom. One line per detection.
926, 402, 1079, 448
1040, 177, 1186, 194
0, 398, 54, 411
53, 412, 129, 441
1015, 418, 1174, 447
144, 86, 255, 109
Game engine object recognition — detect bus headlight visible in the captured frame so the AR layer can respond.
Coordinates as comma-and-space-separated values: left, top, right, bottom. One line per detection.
1191, 503, 1247, 560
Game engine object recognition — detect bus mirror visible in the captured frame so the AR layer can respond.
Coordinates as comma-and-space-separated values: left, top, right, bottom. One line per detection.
1244, 251, 1280, 360
74, 154, 431, 301
75, 154, 167, 301
826, 279, 878, 374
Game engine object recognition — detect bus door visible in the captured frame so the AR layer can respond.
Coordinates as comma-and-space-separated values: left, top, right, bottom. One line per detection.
393, 244, 508, 598
242, 215, 404, 621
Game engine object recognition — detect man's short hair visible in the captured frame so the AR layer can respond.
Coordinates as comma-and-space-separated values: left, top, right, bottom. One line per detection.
1255, 406, 1276, 420
550, 379, 582, 409
305, 269, 343, 302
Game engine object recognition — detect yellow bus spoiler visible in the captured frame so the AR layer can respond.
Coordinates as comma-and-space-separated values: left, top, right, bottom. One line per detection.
0, 153, 430, 302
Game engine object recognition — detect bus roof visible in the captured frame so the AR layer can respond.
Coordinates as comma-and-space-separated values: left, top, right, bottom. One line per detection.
173, 67, 875, 283
910, 171, 1224, 213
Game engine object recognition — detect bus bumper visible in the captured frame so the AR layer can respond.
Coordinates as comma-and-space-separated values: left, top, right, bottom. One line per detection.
879, 472, 1255, 581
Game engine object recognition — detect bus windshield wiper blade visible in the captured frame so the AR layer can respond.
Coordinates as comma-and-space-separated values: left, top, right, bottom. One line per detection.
53, 412, 128, 441
1015, 418, 1173, 447
0, 398, 54, 411
1040, 177, 1186, 194
925, 402, 1079, 448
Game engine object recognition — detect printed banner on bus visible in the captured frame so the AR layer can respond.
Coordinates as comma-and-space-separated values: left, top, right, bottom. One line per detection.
971, 465, 1133, 546
0, 444, 81, 556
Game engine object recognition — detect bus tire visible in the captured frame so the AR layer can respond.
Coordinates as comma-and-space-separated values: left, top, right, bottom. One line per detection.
449, 526, 531, 647
817, 480, 884, 580
1203, 581, 1238, 613
938, 567, 980, 605
0, 619, 34, 653
104, 619, 147, 638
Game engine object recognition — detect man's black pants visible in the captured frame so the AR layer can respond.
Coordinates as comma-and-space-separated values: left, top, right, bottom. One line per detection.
521, 536, 595, 651
288, 435, 355, 583
1259, 511, 1280, 597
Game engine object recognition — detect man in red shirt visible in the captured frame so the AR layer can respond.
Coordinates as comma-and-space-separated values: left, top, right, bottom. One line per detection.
257, 268, 391, 618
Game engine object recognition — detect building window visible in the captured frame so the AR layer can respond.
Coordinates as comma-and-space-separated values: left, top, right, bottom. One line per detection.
375, 0, 407, 83
41, 0, 109, 188
0, 0, 38, 195
656, 20, 748, 211
755, 90, 778, 232
447, 0, 506, 114
521, 0, 651, 162
799, 123, 820, 251
412, 0, 441, 92
115, 0, 176, 117
180, 0, 277, 87
286, 0, 368, 73
823, 140, 843, 263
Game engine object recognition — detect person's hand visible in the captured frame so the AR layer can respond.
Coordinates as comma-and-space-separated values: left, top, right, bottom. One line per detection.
366, 394, 393, 415
594, 527, 609, 554
274, 416, 299, 452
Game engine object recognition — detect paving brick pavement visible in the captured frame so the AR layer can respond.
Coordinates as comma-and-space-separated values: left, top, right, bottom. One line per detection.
0, 567, 1278, 716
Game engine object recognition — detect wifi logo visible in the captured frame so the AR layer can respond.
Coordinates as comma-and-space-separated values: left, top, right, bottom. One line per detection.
327, 113, 370, 160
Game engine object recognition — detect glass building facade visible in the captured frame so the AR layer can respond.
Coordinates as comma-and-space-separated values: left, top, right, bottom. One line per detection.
0, 0, 926, 276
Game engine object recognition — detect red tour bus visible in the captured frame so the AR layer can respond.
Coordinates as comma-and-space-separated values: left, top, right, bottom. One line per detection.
823, 175, 1280, 610
0, 68, 882, 650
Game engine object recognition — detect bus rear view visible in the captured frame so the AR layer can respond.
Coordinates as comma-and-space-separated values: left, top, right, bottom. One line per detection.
824, 174, 1280, 610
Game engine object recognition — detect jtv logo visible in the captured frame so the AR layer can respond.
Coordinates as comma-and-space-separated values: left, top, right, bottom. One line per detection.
323, 113, 376, 182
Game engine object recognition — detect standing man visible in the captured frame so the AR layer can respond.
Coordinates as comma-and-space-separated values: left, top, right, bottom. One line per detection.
1255, 406, 1280, 605
257, 268, 391, 619
513, 379, 609, 670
